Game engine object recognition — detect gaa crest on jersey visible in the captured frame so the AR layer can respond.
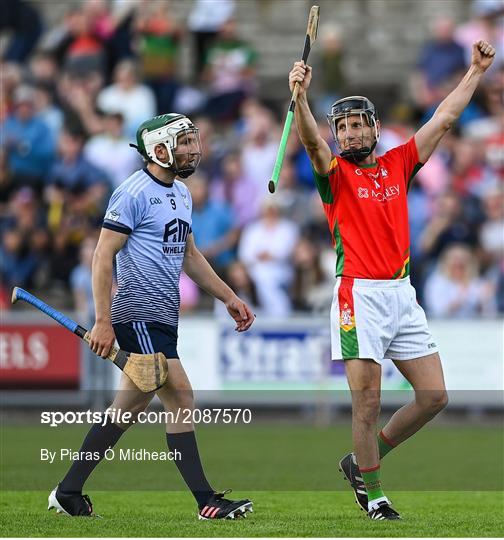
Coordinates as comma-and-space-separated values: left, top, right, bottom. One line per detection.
340, 302, 355, 332
358, 187, 369, 198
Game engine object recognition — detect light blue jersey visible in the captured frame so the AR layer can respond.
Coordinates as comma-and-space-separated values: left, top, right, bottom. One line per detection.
103, 168, 192, 326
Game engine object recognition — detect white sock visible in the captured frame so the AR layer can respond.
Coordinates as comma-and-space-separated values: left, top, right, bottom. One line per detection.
368, 495, 390, 512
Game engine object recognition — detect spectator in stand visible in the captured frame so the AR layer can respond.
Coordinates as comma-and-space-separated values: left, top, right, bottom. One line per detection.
202, 17, 257, 122
82, 0, 115, 43
376, 106, 417, 154
187, 173, 238, 273
84, 112, 141, 189
302, 190, 333, 247
188, 0, 235, 82
227, 260, 259, 311
240, 105, 279, 193
214, 260, 260, 318
424, 244, 492, 317
455, 0, 504, 74
70, 235, 98, 323
1, 85, 56, 192
419, 81, 487, 133
285, 129, 317, 189
32, 82, 64, 141
0, 151, 17, 217
478, 184, 504, 314
28, 51, 60, 96
179, 271, 201, 313
463, 67, 504, 182
46, 178, 106, 290
1, 188, 50, 290
134, 0, 182, 113
55, 68, 104, 137
411, 17, 466, 112
97, 59, 156, 138
290, 235, 328, 312
2, 186, 42, 234
464, 65, 504, 139
238, 198, 299, 316
494, 260, 504, 313
0, 227, 38, 289
193, 116, 227, 179
0, 62, 23, 119
53, 6, 106, 77
0, 0, 43, 62
213, 151, 262, 228
408, 181, 431, 301
275, 157, 309, 226
419, 190, 479, 268
105, 0, 140, 67
413, 147, 451, 199
47, 129, 110, 196
315, 22, 347, 118
450, 136, 496, 211
45, 129, 111, 251
479, 185, 504, 269
48, 228, 80, 290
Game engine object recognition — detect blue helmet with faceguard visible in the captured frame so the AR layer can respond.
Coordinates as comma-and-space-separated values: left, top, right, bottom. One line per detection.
327, 96, 380, 163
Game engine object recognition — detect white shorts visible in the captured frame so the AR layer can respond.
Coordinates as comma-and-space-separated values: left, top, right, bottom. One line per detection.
330, 276, 439, 363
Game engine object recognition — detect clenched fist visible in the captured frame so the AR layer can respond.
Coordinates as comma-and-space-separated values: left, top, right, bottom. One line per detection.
472, 40, 496, 73
289, 61, 313, 96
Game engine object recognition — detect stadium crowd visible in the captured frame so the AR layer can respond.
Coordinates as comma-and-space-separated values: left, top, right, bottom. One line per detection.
1, 0, 503, 320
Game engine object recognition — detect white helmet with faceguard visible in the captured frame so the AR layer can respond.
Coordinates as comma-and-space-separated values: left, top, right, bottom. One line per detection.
130, 113, 202, 178
327, 96, 380, 164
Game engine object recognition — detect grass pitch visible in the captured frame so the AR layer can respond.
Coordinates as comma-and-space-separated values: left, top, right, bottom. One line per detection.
0, 423, 502, 536
1, 490, 503, 537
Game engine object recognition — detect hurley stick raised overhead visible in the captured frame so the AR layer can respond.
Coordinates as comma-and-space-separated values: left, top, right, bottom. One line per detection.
268, 5, 319, 194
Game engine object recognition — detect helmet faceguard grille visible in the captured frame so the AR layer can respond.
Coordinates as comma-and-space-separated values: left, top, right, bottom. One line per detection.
138, 115, 202, 177
171, 127, 202, 178
327, 96, 380, 164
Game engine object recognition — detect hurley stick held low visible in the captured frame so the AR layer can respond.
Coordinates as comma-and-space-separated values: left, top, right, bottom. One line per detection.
11, 287, 168, 393
268, 5, 320, 194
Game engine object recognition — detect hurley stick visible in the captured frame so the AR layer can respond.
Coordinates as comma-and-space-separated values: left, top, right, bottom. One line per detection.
11, 287, 168, 393
268, 5, 320, 194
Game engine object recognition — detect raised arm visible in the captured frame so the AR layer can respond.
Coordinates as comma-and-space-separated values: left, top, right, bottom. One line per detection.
415, 40, 495, 163
289, 61, 332, 175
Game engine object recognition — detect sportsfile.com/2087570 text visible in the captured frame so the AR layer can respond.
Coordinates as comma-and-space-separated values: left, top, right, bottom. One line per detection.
40, 408, 252, 427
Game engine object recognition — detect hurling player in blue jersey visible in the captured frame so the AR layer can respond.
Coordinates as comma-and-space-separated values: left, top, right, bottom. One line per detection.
48, 114, 255, 520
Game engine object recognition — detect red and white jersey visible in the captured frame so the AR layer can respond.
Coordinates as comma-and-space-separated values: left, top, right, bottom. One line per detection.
313, 137, 423, 280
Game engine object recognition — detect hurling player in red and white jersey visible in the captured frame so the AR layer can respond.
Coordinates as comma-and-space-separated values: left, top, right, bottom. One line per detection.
289, 40, 496, 521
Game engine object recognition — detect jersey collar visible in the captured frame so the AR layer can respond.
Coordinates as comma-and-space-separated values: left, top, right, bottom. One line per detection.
358, 162, 378, 169
143, 167, 174, 187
